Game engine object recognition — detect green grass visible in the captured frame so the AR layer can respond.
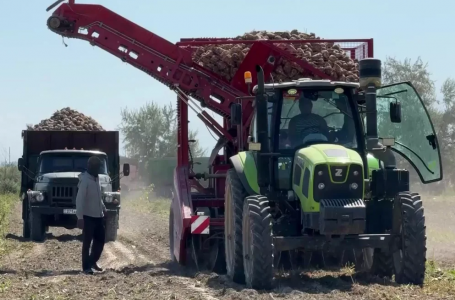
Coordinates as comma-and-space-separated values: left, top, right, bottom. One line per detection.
123, 186, 170, 216
0, 193, 18, 255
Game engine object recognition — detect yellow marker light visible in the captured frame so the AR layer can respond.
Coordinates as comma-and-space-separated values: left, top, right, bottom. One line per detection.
244, 71, 252, 84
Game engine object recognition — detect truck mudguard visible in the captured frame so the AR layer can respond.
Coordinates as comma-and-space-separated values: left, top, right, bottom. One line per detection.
229, 151, 259, 195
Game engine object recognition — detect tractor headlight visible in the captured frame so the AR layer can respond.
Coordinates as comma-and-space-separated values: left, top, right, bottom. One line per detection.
318, 183, 325, 190
350, 183, 359, 190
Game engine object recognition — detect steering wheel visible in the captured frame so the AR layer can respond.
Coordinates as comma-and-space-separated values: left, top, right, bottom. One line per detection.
289, 125, 330, 148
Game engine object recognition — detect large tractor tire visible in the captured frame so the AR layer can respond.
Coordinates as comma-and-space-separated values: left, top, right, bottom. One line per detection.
224, 169, 248, 284
371, 249, 394, 277
105, 212, 119, 242
393, 192, 426, 285
30, 211, 45, 242
242, 195, 274, 290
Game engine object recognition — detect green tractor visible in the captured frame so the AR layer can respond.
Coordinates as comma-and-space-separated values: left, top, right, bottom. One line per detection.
225, 59, 442, 289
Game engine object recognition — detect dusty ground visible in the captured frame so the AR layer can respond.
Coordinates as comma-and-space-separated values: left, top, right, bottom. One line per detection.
0, 192, 454, 300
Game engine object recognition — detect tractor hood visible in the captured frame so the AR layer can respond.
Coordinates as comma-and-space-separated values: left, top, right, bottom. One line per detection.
295, 144, 363, 166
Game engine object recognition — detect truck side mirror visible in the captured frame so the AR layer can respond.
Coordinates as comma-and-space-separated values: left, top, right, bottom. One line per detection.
17, 158, 24, 171
123, 163, 130, 177
230, 103, 242, 126
390, 101, 402, 123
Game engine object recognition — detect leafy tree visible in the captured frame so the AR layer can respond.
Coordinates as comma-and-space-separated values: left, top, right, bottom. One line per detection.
119, 102, 207, 195
119, 102, 206, 160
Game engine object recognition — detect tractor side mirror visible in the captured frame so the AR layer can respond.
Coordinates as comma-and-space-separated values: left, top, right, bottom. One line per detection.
230, 103, 242, 126
17, 158, 24, 171
123, 163, 130, 177
390, 101, 402, 123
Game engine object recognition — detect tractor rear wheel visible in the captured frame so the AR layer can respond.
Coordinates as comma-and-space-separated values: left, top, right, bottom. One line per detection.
393, 192, 426, 285
224, 169, 247, 284
242, 195, 274, 290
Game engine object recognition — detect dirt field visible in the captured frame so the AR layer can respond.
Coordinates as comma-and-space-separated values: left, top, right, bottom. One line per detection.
0, 192, 454, 300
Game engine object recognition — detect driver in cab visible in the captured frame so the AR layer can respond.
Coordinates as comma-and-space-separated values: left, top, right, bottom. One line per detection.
287, 92, 329, 147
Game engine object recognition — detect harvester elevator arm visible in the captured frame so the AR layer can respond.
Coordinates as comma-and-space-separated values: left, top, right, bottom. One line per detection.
46, 1, 243, 141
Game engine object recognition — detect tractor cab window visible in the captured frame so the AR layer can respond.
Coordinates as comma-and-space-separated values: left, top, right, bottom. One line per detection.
279, 88, 357, 150
376, 82, 442, 183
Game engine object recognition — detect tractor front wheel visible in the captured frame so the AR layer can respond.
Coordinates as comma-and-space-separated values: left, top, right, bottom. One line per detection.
393, 192, 426, 285
242, 195, 274, 290
224, 169, 247, 284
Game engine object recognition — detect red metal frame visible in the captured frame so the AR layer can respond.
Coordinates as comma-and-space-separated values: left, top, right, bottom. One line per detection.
47, 1, 373, 264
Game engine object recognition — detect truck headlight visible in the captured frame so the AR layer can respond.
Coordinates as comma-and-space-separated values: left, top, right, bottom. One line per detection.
27, 191, 45, 202
104, 192, 120, 205
36, 193, 44, 202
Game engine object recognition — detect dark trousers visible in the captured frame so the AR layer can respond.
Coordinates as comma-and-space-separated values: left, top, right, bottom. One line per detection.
82, 215, 105, 270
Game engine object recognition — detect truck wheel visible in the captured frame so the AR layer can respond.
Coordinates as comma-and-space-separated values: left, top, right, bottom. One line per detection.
242, 195, 274, 290
105, 212, 119, 242
30, 212, 45, 242
225, 169, 247, 284
23, 209, 31, 239
23, 221, 31, 239
393, 192, 426, 285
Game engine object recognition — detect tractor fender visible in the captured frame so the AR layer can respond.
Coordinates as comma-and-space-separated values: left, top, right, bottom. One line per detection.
229, 151, 259, 195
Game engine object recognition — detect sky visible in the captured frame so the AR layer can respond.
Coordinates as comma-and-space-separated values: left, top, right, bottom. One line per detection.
0, 0, 453, 162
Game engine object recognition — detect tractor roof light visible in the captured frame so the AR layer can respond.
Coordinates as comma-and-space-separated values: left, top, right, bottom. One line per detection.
244, 71, 252, 84
359, 58, 382, 90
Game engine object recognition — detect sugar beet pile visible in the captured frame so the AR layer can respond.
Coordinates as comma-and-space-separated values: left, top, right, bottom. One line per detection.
27, 107, 104, 131
191, 30, 360, 82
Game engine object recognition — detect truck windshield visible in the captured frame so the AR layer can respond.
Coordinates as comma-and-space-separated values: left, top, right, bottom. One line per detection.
279, 88, 357, 149
39, 154, 108, 174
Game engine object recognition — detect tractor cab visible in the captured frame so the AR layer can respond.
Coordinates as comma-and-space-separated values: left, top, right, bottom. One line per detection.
249, 80, 365, 193
246, 70, 442, 199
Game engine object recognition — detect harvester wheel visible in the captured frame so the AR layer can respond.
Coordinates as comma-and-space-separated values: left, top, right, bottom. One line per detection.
242, 195, 274, 290
225, 169, 247, 284
168, 206, 177, 262
393, 192, 426, 285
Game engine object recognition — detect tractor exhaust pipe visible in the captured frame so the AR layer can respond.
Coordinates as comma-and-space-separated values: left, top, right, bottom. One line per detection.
255, 65, 270, 190
360, 58, 396, 168
359, 58, 381, 141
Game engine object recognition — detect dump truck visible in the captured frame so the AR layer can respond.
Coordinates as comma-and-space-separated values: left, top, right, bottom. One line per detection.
47, 0, 443, 289
18, 130, 130, 242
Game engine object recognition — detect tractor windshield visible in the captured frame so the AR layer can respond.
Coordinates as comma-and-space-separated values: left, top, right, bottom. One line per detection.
279, 88, 357, 149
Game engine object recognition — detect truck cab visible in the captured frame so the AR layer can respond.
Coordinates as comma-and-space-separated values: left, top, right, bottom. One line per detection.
18, 130, 129, 242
